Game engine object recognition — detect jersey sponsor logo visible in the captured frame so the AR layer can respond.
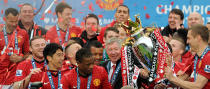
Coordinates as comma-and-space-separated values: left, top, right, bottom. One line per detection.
93, 79, 100, 86
204, 65, 210, 73
16, 70, 22, 76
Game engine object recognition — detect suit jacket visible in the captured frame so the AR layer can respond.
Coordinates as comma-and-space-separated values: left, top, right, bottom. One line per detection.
101, 59, 143, 89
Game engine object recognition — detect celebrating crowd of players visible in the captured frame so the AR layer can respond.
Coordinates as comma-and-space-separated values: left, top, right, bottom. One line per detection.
0, 2, 210, 89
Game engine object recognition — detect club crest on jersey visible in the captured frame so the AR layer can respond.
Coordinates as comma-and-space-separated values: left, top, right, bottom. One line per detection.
16, 70, 22, 76
93, 79, 101, 86
204, 65, 210, 73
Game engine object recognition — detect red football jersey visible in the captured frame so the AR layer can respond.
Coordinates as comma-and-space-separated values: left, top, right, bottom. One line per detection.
30, 67, 68, 89
14, 58, 45, 82
45, 25, 82, 45
197, 52, 210, 89
186, 51, 210, 89
61, 65, 111, 89
0, 27, 29, 85
174, 51, 194, 74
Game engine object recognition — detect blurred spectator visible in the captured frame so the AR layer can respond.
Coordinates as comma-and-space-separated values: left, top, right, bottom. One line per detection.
98, 5, 129, 44
161, 8, 184, 43
63, 41, 82, 69
18, 3, 47, 40
0, 8, 29, 88
85, 40, 103, 65
46, 2, 82, 46
80, 13, 100, 46
13, 36, 46, 89
187, 12, 204, 29
102, 27, 119, 61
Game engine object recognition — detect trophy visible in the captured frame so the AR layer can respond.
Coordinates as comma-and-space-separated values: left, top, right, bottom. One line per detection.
120, 14, 157, 88
120, 14, 155, 70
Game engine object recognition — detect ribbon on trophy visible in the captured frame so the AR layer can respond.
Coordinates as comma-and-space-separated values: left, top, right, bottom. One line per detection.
153, 28, 171, 83
127, 45, 135, 86
121, 46, 128, 86
148, 32, 159, 83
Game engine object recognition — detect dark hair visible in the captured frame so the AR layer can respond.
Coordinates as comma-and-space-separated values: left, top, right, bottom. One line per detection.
43, 43, 63, 61
104, 27, 119, 38
169, 8, 184, 20
190, 24, 209, 43
173, 29, 188, 46
207, 22, 210, 24
20, 3, 33, 12
76, 48, 92, 63
4, 8, 19, 17
85, 40, 102, 49
69, 37, 84, 47
85, 13, 99, 24
30, 36, 45, 46
116, 5, 130, 15
55, 2, 72, 16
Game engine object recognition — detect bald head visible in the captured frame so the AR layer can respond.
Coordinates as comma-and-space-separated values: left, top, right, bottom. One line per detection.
187, 12, 203, 28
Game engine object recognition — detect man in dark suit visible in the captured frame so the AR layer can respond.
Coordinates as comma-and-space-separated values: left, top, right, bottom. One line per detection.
101, 37, 149, 89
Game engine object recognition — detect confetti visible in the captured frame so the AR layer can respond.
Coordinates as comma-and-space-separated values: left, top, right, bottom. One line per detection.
1, 10, 3, 14
145, 13, 150, 19
171, 1, 174, 6
3, 17, 6, 21
18, 4, 23, 7
98, 15, 103, 18
161, 9, 165, 13
144, 6, 147, 10
158, 5, 162, 8
48, 10, 52, 14
80, 22, 85, 26
89, 3, 94, 12
33, 8, 37, 10
71, 18, 76, 23
207, 11, 210, 15
81, 1, 85, 6
80, 22, 85, 30
4, 0, 8, 4
40, 14, 45, 20
91, 25, 97, 32
78, 11, 83, 14
40, 18, 44, 20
